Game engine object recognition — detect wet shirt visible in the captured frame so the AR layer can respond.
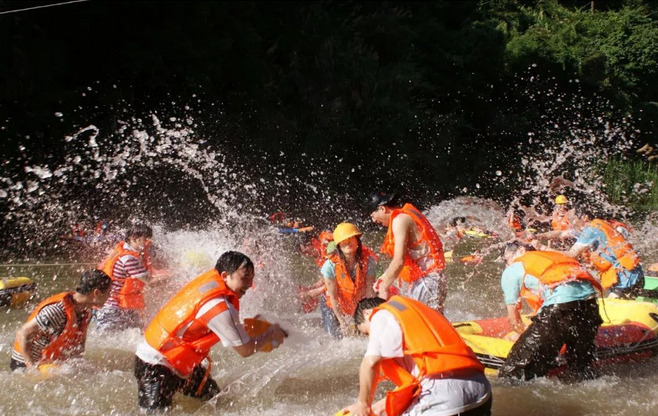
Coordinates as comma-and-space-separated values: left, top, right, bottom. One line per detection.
366, 310, 491, 416
136, 295, 249, 377
320, 256, 376, 281
576, 226, 643, 289
12, 302, 88, 364
501, 262, 596, 309
102, 242, 150, 311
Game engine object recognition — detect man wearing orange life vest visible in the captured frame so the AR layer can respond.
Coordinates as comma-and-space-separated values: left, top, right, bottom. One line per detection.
96, 223, 152, 331
498, 242, 603, 381
564, 216, 644, 298
551, 195, 573, 231
341, 296, 492, 416
368, 192, 447, 312
134, 251, 287, 411
320, 223, 377, 338
10, 269, 111, 371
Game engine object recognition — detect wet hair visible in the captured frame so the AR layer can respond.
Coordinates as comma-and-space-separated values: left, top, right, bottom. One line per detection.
76, 269, 111, 294
125, 223, 153, 241
381, 193, 403, 208
353, 297, 386, 326
501, 240, 536, 257
215, 251, 254, 275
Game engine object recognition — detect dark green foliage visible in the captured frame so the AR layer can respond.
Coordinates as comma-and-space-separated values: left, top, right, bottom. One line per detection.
1, 0, 658, 220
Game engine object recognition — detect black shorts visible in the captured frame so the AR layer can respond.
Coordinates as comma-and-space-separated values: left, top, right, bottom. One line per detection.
499, 298, 603, 381
9, 358, 27, 371
134, 355, 220, 410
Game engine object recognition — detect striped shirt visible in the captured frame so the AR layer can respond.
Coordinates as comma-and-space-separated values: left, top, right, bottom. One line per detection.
12, 302, 89, 364
103, 242, 149, 310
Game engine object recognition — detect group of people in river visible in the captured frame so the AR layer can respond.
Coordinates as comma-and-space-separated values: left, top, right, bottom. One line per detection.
7, 189, 651, 416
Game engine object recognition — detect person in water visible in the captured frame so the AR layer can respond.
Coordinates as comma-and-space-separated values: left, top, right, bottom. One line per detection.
550, 195, 573, 231
368, 191, 447, 312
297, 231, 336, 313
11, 269, 111, 371
134, 251, 287, 411
320, 223, 377, 338
562, 215, 644, 298
498, 241, 603, 381
96, 223, 153, 331
341, 297, 492, 416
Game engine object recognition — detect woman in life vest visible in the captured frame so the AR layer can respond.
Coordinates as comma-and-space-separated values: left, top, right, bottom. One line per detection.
11, 270, 111, 371
341, 297, 491, 416
320, 223, 377, 338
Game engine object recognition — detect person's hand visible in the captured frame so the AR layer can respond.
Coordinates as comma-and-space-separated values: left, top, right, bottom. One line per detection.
374, 279, 390, 300
371, 398, 386, 416
341, 401, 372, 416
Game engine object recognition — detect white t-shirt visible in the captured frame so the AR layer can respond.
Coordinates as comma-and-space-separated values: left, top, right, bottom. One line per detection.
366, 310, 491, 416
136, 296, 250, 377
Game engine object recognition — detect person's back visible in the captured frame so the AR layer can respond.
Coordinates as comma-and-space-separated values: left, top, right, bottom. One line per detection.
571, 219, 643, 297
498, 243, 603, 381
341, 296, 492, 416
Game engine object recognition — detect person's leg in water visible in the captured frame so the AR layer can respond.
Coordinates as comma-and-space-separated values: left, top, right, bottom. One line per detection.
562, 299, 602, 382
499, 304, 569, 380
134, 355, 183, 411
181, 363, 221, 400
319, 294, 342, 339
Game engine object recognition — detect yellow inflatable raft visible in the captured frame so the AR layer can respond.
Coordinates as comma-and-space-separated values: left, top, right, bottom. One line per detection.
0, 277, 37, 308
455, 298, 658, 376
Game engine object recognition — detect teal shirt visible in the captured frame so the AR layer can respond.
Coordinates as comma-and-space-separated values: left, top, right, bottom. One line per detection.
501, 262, 596, 310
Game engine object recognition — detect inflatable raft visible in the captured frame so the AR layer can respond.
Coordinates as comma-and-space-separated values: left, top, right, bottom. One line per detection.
0, 277, 37, 308
455, 298, 658, 376
637, 275, 658, 303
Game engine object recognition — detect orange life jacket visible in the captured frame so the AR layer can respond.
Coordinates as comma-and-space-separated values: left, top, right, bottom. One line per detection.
514, 251, 602, 313
324, 246, 377, 316
99, 242, 147, 310
587, 219, 641, 289
551, 210, 571, 231
372, 296, 484, 416
14, 292, 90, 364
381, 204, 445, 283
508, 213, 523, 232
144, 269, 239, 377
311, 231, 334, 268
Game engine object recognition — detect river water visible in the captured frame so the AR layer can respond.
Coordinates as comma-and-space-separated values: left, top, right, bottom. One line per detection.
0, 95, 656, 415
1, 232, 657, 416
